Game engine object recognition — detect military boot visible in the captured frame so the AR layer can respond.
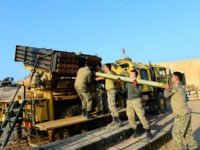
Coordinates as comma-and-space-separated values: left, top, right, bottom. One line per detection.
115, 117, 123, 127
82, 109, 86, 116
108, 117, 116, 126
146, 128, 153, 140
86, 111, 94, 119
130, 128, 140, 138
97, 110, 105, 116
108, 117, 122, 127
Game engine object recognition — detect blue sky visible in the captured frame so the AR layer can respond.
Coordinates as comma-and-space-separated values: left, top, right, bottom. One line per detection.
0, 0, 200, 81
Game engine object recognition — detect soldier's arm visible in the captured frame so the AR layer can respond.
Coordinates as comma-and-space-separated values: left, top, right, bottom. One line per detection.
87, 72, 92, 83
121, 82, 127, 93
135, 84, 142, 95
95, 76, 104, 81
138, 85, 143, 95
164, 84, 177, 98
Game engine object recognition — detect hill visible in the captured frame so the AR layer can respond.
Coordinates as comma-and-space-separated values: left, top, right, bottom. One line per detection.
159, 58, 200, 88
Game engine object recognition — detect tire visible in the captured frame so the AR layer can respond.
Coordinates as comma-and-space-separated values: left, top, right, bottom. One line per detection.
59, 105, 82, 118
156, 92, 166, 114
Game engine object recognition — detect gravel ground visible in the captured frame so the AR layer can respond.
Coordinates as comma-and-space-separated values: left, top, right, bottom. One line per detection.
159, 100, 200, 150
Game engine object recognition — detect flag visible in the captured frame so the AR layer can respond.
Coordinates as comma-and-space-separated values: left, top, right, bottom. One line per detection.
122, 48, 125, 54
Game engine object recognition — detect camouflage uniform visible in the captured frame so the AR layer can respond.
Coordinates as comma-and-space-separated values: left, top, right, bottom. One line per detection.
122, 83, 149, 129
95, 70, 108, 113
74, 66, 92, 112
105, 71, 119, 118
164, 83, 197, 150
95, 87, 107, 112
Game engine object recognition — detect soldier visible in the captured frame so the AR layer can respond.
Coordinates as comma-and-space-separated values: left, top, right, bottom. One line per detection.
74, 64, 94, 119
164, 72, 197, 150
103, 63, 122, 127
94, 63, 108, 115
121, 70, 152, 140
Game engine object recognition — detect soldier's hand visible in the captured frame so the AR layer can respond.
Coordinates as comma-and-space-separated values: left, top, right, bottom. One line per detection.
95, 76, 103, 81
164, 84, 170, 89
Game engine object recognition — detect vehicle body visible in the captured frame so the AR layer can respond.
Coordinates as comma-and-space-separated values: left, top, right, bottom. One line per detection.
0, 47, 171, 148
0, 45, 104, 146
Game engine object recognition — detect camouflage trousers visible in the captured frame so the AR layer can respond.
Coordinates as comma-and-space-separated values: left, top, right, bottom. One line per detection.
172, 112, 197, 150
126, 98, 149, 129
107, 89, 119, 118
95, 88, 108, 112
75, 88, 92, 112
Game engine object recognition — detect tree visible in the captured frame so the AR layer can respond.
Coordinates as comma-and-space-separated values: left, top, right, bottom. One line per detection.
2, 77, 14, 82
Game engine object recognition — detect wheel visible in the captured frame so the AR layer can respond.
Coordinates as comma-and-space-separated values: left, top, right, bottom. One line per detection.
116, 90, 126, 108
156, 92, 166, 113
146, 92, 166, 114
59, 105, 82, 118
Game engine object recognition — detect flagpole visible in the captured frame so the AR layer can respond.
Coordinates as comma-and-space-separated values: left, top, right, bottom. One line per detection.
122, 48, 125, 58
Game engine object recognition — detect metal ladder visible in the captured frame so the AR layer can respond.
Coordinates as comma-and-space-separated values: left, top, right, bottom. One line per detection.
0, 84, 26, 148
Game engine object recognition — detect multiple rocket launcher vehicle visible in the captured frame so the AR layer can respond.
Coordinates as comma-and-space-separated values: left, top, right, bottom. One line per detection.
0, 45, 170, 147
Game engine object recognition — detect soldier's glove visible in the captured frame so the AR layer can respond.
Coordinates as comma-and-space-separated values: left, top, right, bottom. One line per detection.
133, 80, 137, 86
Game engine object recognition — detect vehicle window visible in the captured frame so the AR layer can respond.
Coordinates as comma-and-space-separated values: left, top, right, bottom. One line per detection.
149, 67, 156, 81
159, 68, 166, 77
140, 70, 148, 80
119, 63, 129, 70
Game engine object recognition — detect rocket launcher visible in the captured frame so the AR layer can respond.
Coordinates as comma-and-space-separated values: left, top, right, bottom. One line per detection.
15, 45, 101, 76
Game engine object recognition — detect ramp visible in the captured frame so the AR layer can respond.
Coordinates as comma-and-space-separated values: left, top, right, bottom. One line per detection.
33, 110, 173, 150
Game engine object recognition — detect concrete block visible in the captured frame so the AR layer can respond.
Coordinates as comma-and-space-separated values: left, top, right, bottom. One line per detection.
188, 97, 197, 101
193, 94, 198, 98
190, 91, 197, 94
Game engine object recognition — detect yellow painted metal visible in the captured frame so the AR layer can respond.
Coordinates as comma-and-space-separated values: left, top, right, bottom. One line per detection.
95, 72, 164, 88
151, 64, 169, 84
115, 58, 149, 71
54, 95, 79, 101
110, 64, 128, 76
113, 58, 154, 92
35, 100, 48, 122
46, 92, 54, 121
0, 101, 10, 123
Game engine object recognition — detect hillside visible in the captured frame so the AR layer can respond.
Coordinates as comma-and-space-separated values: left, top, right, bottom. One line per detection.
159, 58, 200, 88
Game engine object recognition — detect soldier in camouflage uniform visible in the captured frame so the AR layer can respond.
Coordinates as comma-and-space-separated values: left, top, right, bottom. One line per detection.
74, 65, 94, 119
121, 70, 152, 140
95, 63, 108, 115
103, 63, 122, 127
164, 72, 197, 150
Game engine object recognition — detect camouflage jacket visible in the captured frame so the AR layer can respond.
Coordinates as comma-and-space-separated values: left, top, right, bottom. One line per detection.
122, 83, 142, 100
74, 66, 92, 90
164, 83, 189, 116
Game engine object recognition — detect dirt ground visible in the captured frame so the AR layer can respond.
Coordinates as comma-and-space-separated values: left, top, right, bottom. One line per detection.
159, 58, 200, 88
1, 93, 199, 150
0, 87, 19, 101
159, 100, 200, 150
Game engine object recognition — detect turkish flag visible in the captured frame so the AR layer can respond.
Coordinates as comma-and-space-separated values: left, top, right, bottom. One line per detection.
122, 48, 125, 54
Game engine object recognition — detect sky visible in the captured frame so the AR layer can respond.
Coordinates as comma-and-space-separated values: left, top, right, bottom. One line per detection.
0, 0, 200, 81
